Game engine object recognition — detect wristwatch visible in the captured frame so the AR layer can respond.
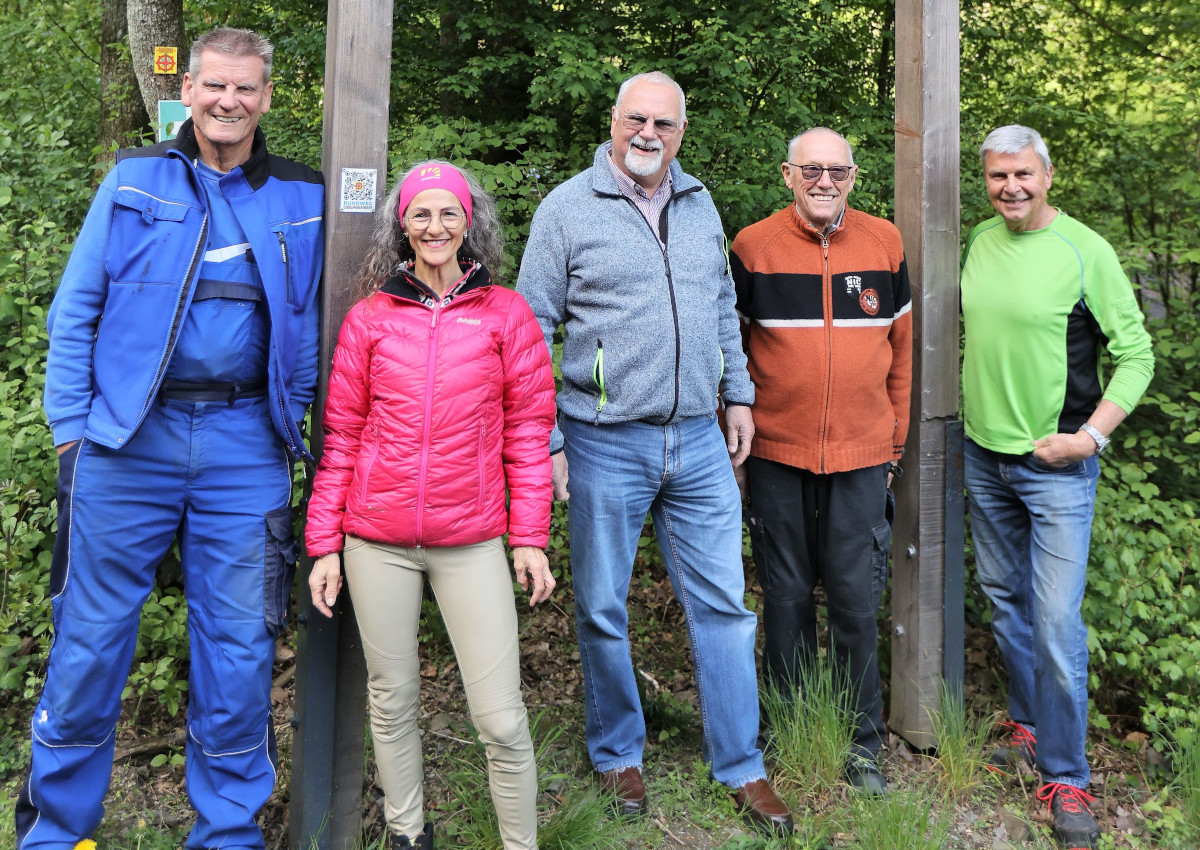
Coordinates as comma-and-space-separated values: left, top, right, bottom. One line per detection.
1078, 423, 1110, 455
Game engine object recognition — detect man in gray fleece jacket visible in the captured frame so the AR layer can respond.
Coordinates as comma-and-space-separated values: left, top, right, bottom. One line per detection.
516, 71, 792, 836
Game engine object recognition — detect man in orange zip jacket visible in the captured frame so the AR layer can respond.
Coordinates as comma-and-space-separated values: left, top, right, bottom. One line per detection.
731, 127, 912, 795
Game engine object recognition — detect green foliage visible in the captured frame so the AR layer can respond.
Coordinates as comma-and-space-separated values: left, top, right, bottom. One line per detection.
961, 0, 1200, 309
1137, 729, 1200, 847
0, 1, 100, 777
845, 782, 952, 850
641, 685, 698, 744
1173, 733, 1200, 841
961, 0, 1200, 755
927, 683, 998, 800
384, 0, 898, 273
0, 0, 199, 778
1084, 298, 1200, 748
184, 0, 328, 167
437, 714, 651, 849
761, 655, 857, 798
122, 589, 190, 718
0, 0, 1196, 830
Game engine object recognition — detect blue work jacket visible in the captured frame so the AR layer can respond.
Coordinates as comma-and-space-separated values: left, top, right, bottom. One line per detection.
45, 120, 324, 460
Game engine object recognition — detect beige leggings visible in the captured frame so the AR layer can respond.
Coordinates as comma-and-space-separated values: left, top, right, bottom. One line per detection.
343, 535, 538, 850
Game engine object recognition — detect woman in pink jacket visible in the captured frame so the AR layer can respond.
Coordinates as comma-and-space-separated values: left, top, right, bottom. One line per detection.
306, 161, 556, 850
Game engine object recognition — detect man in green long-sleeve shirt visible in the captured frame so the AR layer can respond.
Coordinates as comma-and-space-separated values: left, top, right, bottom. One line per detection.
961, 124, 1153, 850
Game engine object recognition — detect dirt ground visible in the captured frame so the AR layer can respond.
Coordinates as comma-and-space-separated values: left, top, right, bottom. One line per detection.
100, 564, 1167, 849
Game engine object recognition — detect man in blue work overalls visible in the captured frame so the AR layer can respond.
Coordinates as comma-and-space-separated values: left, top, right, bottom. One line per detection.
16, 27, 324, 850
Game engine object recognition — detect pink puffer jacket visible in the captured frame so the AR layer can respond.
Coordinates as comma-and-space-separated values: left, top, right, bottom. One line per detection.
305, 263, 555, 555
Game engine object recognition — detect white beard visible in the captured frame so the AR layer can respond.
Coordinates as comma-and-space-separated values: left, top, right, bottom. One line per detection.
624, 143, 663, 177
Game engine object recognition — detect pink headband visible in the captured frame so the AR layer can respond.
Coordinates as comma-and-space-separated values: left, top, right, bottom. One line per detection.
397, 164, 473, 227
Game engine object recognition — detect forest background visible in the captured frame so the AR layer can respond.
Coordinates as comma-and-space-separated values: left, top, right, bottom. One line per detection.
0, 0, 1196, 846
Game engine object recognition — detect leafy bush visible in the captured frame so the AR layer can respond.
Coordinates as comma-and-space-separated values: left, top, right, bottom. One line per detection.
0, 1, 196, 776
0, 34, 94, 772
1085, 297, 1200, 749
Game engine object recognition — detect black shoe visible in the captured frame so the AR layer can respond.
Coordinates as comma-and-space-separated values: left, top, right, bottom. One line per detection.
1037, 783, 1101, 849
988, 721, 1037, 773
845, 757, 888, 795
388, 822, 434, 850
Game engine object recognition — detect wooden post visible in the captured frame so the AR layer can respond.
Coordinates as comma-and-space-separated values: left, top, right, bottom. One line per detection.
890, 0, 963, 749
290, 2, 394, 847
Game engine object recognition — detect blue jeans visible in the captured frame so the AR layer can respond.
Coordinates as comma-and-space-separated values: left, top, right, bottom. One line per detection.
964, 437, 1099, 788
561, 414, 766, 788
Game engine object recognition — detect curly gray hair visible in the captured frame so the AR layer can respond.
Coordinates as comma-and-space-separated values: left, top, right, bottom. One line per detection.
358, 160, 505, 297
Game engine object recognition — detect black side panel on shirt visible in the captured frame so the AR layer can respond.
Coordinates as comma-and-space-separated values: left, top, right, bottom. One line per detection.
1058, 299, 1106, 433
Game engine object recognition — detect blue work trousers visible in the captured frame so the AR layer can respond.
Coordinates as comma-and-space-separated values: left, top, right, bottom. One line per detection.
16, 396, 296, 850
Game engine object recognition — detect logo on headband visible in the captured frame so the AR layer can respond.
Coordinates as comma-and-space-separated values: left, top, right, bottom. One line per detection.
418, 166, 442, 181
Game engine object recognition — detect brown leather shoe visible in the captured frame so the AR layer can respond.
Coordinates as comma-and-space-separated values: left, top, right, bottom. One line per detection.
733, 779, 794, 836
598, 766, 648, 818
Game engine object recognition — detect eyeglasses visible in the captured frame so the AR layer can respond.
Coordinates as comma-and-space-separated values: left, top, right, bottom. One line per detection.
787, 163, 855, 182
619, 112, 683, 137
405, 209, 465, 230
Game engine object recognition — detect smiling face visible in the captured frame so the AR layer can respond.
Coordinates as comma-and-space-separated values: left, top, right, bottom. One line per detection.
783, 129, 857, 233
984, 147, 1056, 232
404, 188, 467, 285
610, 79, 687, 192
181, 49, 272, 171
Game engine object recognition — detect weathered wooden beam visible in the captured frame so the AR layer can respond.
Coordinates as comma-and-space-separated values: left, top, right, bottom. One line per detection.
290, 2, 394, 847
890, 0, 963, 750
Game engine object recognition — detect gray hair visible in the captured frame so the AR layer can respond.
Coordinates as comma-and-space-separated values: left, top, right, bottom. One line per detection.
190, 27, 274, 84
786, 127, 854, 165
979, 125, 1052, 170
358, 160, 505, 297
615, 71, 687, 121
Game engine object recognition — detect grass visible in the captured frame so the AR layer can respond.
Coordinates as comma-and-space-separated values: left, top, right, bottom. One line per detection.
437, 713, 653, 850
927, 681, 998, 800
1151, 728, 1200, 847
760, 654, 857, 799
843, 782, 950, 850
1172, 732, 1200, 838
1, 628, 1189, 849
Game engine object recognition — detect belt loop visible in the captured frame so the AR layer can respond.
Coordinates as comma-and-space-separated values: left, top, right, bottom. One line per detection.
228, 383, 240, 405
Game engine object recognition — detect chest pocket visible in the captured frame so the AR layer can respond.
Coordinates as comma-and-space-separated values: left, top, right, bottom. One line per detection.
107, 187, 198, 285
271, 220, 321, 308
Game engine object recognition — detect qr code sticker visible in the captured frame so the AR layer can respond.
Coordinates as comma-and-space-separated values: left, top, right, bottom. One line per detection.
340, 168, 377, 213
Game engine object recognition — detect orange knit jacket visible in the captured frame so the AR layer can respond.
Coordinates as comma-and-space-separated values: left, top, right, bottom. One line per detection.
731, 205, 912, 474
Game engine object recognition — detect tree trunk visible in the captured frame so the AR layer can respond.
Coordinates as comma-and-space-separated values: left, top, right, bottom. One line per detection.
126, 0, 187, 124
98, 0, 151, 169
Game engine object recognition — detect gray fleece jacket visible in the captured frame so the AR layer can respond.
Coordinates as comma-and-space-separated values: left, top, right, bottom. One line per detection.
517, 142, 754, 453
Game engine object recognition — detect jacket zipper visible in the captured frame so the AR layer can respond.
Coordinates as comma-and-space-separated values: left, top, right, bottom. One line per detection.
415, 302, 442, 545
617, 186, 700, 425
276, 231, 294, 303
820, 233, 833, 473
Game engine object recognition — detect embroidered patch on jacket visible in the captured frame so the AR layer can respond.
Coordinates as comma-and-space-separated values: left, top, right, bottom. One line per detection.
844, 274, 863, 295
859, 288, 880, 315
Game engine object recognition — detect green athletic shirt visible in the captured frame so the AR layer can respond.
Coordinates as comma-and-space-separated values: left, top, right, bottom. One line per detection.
961, 211, 1154, 455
